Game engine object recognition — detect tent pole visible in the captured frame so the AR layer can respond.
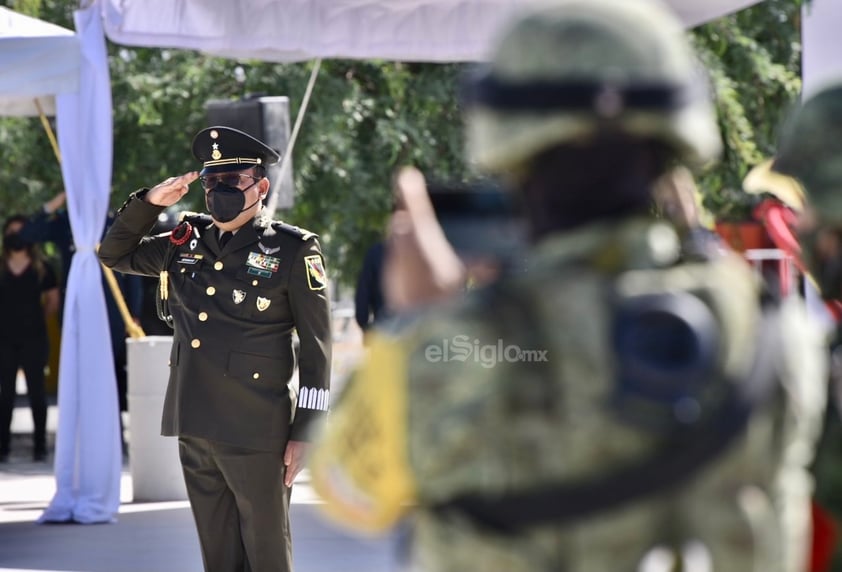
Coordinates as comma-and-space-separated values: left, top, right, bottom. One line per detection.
265, 58, 322, 217
34, 98, 62, 164
34, 97, 145, 339
99, 247, 146, 338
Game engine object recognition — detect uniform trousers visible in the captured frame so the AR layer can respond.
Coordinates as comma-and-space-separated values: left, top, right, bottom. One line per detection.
178, 435, 292, 572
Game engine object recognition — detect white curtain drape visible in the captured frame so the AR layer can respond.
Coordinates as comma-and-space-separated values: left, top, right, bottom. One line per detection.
38, 2, 121, 525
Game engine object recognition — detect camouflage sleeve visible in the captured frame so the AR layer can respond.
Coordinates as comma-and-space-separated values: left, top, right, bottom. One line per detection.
309, 332, 417, 532
288, 237, 333, 441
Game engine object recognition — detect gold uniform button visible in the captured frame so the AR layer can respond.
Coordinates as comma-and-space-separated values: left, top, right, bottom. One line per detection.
252, 373, 260, 380
214, 261, 224, 271
198, 312, 208, 321
206, 286, 216, 296
180, 267, 186, 273
191, 339, 201, 349
252, 280, 258, 286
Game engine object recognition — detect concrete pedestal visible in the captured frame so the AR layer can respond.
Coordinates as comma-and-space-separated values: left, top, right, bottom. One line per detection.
127, 336, 187, 502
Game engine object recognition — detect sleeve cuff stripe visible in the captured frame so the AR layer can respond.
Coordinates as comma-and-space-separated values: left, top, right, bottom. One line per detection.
299, 387, 330, 411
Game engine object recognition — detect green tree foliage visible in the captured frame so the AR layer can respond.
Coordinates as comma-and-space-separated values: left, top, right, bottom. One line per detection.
0, 0, 805, 282
693, 0, 804, 220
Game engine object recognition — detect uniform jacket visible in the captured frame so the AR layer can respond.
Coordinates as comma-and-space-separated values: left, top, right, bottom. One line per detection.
99, 190, 332, 450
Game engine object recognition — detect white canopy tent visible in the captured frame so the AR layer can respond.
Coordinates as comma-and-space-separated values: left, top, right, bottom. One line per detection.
0, 6, 121, 524
0, 7, 79, 116
101, 0, 764, 62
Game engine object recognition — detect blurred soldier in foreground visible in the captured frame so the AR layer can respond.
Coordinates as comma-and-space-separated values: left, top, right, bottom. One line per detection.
763, 83, 842, 572
310, 1, 827, 571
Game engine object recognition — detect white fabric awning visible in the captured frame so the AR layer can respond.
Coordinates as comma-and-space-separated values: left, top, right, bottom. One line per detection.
0, 7, 80, 116
101, 0, 764, 63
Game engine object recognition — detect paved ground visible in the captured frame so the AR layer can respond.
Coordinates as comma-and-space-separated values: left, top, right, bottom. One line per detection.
0, 373, 404, 572
0, 462, 402, 572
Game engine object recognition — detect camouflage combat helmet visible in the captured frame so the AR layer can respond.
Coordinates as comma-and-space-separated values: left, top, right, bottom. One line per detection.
772, 83, 842, 223
463, 0, 722, 174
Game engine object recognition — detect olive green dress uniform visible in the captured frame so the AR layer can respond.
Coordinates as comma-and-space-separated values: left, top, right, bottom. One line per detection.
99, 191, 331, 572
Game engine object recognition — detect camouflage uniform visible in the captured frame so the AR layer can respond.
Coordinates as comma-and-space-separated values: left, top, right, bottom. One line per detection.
312, 218, 825, 571
768, 84, 842, 570
310, 1, 827, 570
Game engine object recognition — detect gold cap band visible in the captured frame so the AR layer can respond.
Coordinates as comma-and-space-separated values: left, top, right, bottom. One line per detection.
203, 157, 263, 168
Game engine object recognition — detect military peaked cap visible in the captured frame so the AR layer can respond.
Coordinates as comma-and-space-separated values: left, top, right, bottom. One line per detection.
192, 126, 281, 175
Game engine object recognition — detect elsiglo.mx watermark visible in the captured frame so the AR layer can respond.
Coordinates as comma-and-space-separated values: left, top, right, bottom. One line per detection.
425, 335, 548, 369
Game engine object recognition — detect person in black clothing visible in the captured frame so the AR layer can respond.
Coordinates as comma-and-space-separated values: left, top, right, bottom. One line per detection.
0, 215, 60, 462
19, 191, 144, 453
354, 240, 387, 334
19, 192, 74, 303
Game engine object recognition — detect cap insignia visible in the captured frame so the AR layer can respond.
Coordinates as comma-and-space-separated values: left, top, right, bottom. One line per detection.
210, 129, 219, 139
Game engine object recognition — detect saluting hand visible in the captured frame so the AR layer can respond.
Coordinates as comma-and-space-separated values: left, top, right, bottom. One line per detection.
284, 440, 309, 487
145, 172, 199, 207
384, 167, 465, 311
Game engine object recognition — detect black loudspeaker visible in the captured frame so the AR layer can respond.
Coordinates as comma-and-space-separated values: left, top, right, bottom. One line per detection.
205, 96, 295, 210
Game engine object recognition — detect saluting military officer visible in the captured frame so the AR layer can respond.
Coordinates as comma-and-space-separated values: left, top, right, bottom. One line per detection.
98, 126, 332, 572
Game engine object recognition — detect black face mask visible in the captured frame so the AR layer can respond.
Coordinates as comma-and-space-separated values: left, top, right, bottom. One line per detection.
205, 182, 261, 223
4, 233, 28, 252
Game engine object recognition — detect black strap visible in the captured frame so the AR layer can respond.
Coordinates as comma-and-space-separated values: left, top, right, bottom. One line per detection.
430, 302, 780, 533
462, 72, 690, 113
